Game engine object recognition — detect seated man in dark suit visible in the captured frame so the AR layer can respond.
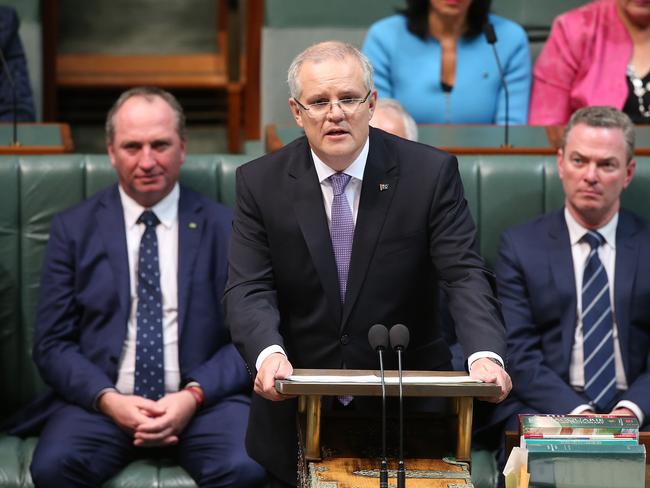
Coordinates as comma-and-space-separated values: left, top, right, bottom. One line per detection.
8, 87, 266, 487
485, 106, 650, 443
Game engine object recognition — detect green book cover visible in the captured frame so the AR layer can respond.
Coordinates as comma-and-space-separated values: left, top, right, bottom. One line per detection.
528, 443, 646, 488
520, 414, 640, 436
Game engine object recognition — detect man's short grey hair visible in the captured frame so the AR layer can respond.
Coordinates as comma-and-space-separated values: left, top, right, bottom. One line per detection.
375, 98, 419, 141
287, 41, 374, 100
105, 86, 186, 144
562, 106, 635, 163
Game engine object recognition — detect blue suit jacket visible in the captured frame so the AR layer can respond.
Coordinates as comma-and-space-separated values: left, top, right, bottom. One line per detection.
0, 6, 35, 121
9, 184, 249, 435
491, 208, 650, 426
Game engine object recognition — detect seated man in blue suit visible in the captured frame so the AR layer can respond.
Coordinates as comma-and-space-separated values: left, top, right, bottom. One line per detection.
9, 87, 266, 487
485, 106, 650, 443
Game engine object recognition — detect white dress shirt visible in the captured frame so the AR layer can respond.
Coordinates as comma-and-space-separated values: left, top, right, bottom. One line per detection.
256, 138, 503, 372
564, 208, 643, 422
115, 184, 181, 395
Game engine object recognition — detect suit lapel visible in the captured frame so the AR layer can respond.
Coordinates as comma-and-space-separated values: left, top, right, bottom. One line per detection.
96, 186, 130, 324
290, 140, 343, 323
177, 187, 204, 335
614, 210, 639, 377
547, 210, 579, 366
342, 130, 398, 327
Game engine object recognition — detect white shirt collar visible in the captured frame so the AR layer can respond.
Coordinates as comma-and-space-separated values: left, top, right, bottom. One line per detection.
312, 137, 369, 183
564, 207, 618, 249
118, 183, 180, 230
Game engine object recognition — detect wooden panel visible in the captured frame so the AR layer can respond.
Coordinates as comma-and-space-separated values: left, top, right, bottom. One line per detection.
57, 53, 228, 88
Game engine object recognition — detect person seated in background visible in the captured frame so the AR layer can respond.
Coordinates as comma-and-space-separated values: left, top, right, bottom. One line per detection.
362, 0, 531, 125
529, 0, 650, 125
0, 6, 35, 121
370, 97, 418, 141
478, 107, 650, 459
5, 87, 266, 488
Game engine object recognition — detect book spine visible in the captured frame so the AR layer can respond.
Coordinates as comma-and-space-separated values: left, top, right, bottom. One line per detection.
519, 414, 639, 435
523, 433, 638, 440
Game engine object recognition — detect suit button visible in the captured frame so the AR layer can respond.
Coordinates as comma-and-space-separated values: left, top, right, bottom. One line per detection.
109, 355, 118, 364
340, 334, 350, 345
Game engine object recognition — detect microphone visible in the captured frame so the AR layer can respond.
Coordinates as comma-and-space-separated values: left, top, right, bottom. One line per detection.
389, 324, 410, 488
484, 23, 511, 148
368, 324, 390, 488
0, 47, 19, 147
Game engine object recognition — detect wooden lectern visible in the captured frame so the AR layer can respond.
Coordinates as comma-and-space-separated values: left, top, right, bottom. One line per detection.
276, 369, 500, 487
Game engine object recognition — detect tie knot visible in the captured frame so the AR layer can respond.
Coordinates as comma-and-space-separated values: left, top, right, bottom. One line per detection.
582, 230, 605, 250
138, 210, 160, 228
330, 172, 351, 196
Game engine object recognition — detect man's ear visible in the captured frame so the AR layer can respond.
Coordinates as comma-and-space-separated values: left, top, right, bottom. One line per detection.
288, 98, 305, 128
556, 148, 565, 180
107, 143, 117, 167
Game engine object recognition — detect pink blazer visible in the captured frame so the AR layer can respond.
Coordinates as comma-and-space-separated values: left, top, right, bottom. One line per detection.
529, 0, 632, 125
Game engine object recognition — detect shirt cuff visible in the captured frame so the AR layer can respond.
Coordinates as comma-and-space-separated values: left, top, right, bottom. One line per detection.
614, 400, 645, 425
570, 404, 594, 415
467, 351, 505, 372
94, 387, 118, 411
255, 345, 286, 372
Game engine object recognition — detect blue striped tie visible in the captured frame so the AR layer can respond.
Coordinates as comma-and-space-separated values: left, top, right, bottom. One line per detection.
581, 231, 616, 410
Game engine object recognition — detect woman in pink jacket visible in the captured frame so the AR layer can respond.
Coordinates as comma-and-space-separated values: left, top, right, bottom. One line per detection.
529, 0, 650, 125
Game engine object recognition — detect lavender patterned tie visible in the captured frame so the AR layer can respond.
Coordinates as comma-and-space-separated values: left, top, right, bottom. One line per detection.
329, 172, 354, 303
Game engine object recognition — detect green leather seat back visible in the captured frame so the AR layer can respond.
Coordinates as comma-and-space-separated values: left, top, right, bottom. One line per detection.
0, 157, 21, 418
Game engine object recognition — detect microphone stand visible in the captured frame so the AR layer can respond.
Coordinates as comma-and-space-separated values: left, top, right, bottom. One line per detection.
396, 346, 405, 488
378, 347, 388, 488
484, 23, 511, 149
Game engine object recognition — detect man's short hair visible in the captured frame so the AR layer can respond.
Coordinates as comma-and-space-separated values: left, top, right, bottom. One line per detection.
287, 41, 375, 100
105, 86, 186, 144
562, 106, 635, 163
374, 98, 419, 142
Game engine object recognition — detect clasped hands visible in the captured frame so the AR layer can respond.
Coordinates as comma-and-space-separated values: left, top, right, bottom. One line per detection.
98, 389, 198, 447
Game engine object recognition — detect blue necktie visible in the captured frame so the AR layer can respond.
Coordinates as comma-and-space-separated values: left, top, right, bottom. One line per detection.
329, 172, 354, 303
581, 231, 616, 411
134, 210, 166, 400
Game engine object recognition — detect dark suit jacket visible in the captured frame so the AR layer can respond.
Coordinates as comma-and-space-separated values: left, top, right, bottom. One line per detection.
490, 208, 650, 428
0, 6, 35, 121
224, 127, 506, 483
9, 184, 249, 435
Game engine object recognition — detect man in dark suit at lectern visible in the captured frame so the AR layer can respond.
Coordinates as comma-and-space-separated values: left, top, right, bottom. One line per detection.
224, 41, 512, 487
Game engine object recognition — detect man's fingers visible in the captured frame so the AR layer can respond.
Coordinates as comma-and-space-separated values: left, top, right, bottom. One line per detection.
254, 354, 294, 401
470, 358, 512, 404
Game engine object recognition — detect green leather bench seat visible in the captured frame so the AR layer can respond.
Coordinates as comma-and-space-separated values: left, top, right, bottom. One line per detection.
1, 153, 648, 488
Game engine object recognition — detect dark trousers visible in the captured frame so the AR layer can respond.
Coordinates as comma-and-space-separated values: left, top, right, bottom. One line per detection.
30, 394, 267, 488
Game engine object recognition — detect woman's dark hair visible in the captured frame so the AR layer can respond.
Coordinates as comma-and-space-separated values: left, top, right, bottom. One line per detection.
400, 0, 492, 40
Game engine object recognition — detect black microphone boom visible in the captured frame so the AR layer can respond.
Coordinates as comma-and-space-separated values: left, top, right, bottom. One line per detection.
368, 324, 390, 488
389, 324, 410, 488
0, 47, 18, 147
484, 23, 510, 148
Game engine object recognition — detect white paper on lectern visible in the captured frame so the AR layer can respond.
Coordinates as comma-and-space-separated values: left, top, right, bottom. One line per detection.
285, 375, 482, 384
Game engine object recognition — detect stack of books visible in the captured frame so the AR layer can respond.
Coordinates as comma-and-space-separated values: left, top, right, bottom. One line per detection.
519, 414, 645, 488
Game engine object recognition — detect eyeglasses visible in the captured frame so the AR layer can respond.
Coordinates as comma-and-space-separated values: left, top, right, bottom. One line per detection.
294, 90, 372, 118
